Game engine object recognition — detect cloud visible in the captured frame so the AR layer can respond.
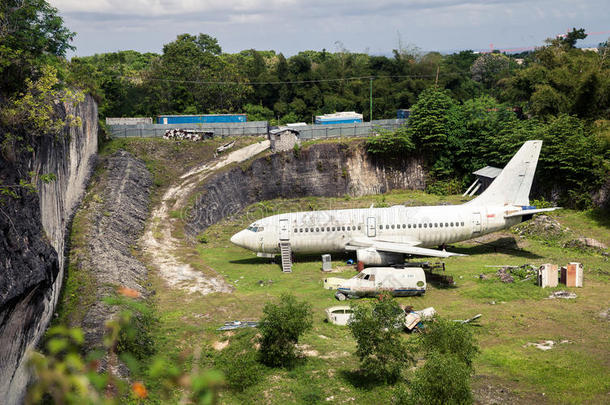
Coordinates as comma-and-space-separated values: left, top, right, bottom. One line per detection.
48, 0, 608, 56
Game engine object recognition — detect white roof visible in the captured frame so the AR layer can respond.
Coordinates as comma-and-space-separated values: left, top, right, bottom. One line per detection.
473, 166, 502, 179
316, 112, 363, 120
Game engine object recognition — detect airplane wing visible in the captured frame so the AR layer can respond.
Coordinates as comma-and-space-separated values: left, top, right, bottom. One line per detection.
345, 239, 466, 258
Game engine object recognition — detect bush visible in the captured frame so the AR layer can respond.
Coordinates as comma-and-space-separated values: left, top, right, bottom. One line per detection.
215, 329, 266, 391
258, 294, 313, 367
365, 126, 414, 157
425, 178, 462, 196
103, 295, 158, 360
419, 317, 479, 369
348, 295, 414, 383
401, 352, 474, 405
196, 233, 208, 244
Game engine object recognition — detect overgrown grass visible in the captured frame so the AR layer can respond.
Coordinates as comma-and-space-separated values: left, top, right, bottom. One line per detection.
99, 136, 263, 192
143, 190, 609, 404
54, 166, 108, 326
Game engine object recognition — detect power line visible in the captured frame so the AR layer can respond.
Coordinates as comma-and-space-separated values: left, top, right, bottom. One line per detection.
118, 72, 455, 86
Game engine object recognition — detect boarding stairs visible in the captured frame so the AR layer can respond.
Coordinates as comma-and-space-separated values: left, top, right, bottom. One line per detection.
279, 242, 293, 273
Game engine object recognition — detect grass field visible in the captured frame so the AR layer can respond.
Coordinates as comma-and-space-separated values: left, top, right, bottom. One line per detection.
142, 190, 610, 404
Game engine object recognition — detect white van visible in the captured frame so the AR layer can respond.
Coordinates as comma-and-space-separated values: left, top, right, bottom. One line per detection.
335, 267, 426, 300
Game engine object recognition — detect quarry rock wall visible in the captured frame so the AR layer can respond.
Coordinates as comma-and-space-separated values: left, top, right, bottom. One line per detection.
78, 151, 152, 350
185, 142, 425, 236
0, 95, 98, 404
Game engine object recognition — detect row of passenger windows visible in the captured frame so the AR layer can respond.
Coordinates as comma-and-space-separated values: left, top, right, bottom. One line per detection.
295, 225, 362, 233
293, 221, 465, 233
380, 221, 465, 230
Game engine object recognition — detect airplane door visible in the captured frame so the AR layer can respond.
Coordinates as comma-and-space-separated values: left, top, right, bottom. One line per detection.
367, 217, 376, 237
471, 212, 482, 234
279, 218, 290, 240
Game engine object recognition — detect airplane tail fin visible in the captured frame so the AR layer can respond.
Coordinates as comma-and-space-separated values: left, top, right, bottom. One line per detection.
467, 140, 542, 206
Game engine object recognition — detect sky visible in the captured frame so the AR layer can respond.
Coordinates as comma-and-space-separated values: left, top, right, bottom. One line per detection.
49, 0, 610, 57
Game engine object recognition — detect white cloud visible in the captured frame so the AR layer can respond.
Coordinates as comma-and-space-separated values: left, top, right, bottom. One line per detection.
48, 0, 609, 56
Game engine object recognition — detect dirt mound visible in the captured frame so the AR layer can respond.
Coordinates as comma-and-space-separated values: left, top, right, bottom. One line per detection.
514, 215, 565, 239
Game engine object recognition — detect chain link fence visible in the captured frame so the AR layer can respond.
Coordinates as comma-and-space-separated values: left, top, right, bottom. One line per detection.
107, 121, 269, 138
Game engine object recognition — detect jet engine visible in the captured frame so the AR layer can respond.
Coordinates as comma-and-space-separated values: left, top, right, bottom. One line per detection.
356, 248, 404, 266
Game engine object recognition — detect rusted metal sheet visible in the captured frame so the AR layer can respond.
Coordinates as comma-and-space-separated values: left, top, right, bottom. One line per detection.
561, 262, 583, 287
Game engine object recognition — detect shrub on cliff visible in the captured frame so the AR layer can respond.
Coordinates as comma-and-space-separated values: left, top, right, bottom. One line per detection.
365, 126, 414, 158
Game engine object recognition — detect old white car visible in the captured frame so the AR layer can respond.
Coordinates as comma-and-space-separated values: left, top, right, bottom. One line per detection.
335, 267, 426, 300
325, 306, 354, 325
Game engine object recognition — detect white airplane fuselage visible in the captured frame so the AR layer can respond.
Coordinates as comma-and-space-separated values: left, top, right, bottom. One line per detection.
230, 203, 523, 255
230, 140, 558, 261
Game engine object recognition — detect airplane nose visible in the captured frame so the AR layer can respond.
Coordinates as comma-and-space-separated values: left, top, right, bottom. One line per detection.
230, 230, 248, 249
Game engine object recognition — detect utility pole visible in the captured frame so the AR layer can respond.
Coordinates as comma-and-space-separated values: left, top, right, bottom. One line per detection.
369, 77, 373, 122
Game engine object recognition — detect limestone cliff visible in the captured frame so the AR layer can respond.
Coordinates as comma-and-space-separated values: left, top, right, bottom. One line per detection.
185, 142, 425, 236
0, 95, 98, 404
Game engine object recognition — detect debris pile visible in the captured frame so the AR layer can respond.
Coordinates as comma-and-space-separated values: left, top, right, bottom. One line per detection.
485, 264, 537, 283
547, 290, 577, 299
497, 267, 515, 283
217, 321, 258, 331
563, 237, 608, 252
524, 339, 571, 351
163, 128, 213, 141
514, 214, 564, 238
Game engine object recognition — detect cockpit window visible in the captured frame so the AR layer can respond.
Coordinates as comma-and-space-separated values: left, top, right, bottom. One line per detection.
247, 226, 264, 232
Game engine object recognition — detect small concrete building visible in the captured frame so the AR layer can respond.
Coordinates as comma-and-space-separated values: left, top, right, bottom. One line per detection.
269, 127, 300, 152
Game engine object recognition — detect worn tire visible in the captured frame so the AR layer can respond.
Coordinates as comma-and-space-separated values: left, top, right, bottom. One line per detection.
336, 292, 347, 301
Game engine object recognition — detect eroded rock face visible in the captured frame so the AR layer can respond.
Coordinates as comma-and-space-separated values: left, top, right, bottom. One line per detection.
78, 151, 152, 350
592, 176, 610, 210
185, 142, 425, 236
0, 95, 98, 404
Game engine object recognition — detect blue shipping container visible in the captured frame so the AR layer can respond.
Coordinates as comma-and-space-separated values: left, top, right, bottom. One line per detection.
157, 114, 247, 124
397, 109, 410, 119
315, 118, 363, 125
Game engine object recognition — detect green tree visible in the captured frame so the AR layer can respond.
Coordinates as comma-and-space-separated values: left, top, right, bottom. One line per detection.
258, 294, 313, 368
399, 352, 474, 405
408, 87, 465, 178
470, 53, 511, 88
348, 295, 414, 383
0, 0, 75, 94
537, 114, 606, 207
394, 317, 478, 404
243, 103, 274, 122
560, 27, 587, 49
366, 126, 415, 157
215, 329, 266, 391
419, 317, 479, 368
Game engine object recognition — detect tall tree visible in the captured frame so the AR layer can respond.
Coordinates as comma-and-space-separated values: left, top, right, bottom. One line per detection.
0, 0, 75, 94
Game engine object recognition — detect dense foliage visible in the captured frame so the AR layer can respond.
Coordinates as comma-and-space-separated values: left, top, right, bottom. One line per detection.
214, 329, 266, 391
258, 294, 313, 367
59, 28, 609, 207
394, 317, 479, 404
348, 295, 414, 383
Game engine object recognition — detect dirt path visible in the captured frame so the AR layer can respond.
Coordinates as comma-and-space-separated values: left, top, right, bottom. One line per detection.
142, 140, 270, 295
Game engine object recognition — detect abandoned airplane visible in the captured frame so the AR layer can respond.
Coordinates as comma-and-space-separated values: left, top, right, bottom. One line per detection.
230, 140, 559, 267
